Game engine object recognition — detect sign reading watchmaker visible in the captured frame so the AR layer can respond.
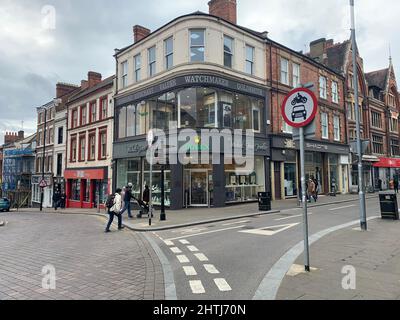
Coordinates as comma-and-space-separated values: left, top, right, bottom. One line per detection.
116, 73, 267, 107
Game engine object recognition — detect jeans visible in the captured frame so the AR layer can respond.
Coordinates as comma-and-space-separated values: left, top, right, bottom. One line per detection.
120, 200, 132, 217
106, 210, 122, 231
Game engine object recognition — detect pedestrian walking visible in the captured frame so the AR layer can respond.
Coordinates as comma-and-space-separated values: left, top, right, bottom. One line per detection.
120, 183, 134, 218
52, 190, 61, 210
307, 178, 316, 203
312, 176, 319, 202
394, 176, 399, 193
105, 188, 124, 233
60, 191, 66, 209
142, 185, 153, 218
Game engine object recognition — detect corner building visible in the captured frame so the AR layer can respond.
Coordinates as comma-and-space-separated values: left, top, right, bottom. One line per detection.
113, 1, 271, 209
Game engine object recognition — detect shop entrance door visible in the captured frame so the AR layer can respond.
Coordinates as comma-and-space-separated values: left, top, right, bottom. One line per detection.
190, 170, 208, 207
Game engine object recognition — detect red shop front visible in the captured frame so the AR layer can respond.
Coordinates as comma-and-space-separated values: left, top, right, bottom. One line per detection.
64, 167, 109, 209
373, 158, 400, 168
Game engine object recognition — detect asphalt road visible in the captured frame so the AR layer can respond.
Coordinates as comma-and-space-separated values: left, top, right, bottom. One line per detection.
149, 196, 381, 300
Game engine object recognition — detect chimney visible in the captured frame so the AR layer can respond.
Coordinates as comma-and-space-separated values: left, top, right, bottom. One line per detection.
88, 71, 102, 88
208, 0, 237, 24
133, 25, 151, 43
4, 131, 19, 144
81, 80, 89, 90
18, 130, 24, 140
309, 38, 327, 62
56, 83, 78, 98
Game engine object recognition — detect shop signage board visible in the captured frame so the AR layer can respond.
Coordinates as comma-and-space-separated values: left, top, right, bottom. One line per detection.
281, 87, 318, 273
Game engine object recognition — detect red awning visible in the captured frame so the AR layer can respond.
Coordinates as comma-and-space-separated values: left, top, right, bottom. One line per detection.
64, 168, 105, 180
373, 158, 400, 168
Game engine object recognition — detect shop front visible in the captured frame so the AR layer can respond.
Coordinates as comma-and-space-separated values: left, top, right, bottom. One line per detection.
373, 157, 400, 191
31, 174, 53, 208
65, 167, 109, 209
270, 136, 350, 200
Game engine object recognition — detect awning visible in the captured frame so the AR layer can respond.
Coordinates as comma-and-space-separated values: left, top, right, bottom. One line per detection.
64, 168, 105, 180
362, 155, 380, 162
373, 158, 400, 168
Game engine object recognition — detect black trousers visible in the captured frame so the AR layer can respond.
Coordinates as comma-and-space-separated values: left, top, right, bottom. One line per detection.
106, 210, 122, 231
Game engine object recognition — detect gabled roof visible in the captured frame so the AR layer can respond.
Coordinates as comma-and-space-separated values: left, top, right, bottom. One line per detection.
325, 40, 350, 74
365, 68, 389, 90
68, 76, 115, 104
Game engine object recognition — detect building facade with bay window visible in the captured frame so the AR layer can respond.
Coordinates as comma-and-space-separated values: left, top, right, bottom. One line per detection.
65, 72, 115, 209
113, 6, 271, 209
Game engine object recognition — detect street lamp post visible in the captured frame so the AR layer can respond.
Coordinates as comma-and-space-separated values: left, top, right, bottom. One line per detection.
40, 107, 47, 212
350, 0, 367, 230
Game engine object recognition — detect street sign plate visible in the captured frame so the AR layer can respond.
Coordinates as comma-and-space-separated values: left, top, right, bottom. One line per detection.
293, 119, 316, 141
282, 88, 318, 128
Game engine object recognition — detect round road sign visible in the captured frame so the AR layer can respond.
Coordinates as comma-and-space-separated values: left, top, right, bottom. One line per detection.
281, 88, 318, 128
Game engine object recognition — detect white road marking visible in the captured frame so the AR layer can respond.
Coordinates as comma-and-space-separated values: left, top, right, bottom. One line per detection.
239, 223, 300, 236
194, 253, 209, 262
172, 227, 208, 234
183, 266, 197, 276
170, 247, 182, 254
189, 280, 206, 294
222, 220, 250, 226
275, 213, 313, 221
179, 239, 190, 245
204, 264, 220, 274
166, 225, 246, 241
329, 205, 356, 211
164, 240, 174, 246
187, 245, 199, 252
177, 255, 190, 263
214, 278, 232, 292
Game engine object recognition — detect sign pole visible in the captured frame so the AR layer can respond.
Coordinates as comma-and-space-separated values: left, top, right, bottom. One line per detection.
299, 126, 310, 272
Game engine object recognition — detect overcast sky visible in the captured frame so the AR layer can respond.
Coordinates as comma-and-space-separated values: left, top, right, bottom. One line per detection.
1, 0, 399, 144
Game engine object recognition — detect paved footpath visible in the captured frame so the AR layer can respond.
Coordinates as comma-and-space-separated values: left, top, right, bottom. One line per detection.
277, 218, 400, 300
0, 211, 164, 300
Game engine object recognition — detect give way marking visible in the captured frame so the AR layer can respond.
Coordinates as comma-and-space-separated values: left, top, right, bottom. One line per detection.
238, 223, 300, 236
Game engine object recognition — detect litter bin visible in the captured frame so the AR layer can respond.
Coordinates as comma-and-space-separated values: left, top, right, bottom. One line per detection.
258, 192, 271, 211
379, 191, 399, 220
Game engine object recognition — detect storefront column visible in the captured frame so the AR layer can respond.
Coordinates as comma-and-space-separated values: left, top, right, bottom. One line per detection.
170, 163, 183, 210
213, 154, 226, 208
264, 156, 271, 195
89, 180, 94, 209
80, 179, 85, 208
66, 180, 71, 208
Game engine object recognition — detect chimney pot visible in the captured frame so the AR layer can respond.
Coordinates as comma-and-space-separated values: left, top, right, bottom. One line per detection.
87, 71, 102, 88
133, 25, 151, 43
208, 0, 237, 24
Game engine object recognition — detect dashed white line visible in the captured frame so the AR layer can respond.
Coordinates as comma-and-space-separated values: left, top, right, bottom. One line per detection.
189, 280, 206, 294
194, 253, 209, 262
164, 240, 174, 246
179, 239, 190, 245
165, 225, 246, 241
214, 278, 232, 292
170, 247, 182, 254
177, 255, 190, 263
204, 264, 220, 274
183, 266, 198, 276
187, 245, 199, 252
275, 213, 313, 221
223, 220, 250, 226
329, 205, 356, 211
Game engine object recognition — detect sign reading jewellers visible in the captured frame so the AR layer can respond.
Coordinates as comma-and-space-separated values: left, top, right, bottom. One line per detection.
116, 73, 267, 107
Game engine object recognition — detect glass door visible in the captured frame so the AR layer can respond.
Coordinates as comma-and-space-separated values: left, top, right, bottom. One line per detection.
190, 170, 208, 206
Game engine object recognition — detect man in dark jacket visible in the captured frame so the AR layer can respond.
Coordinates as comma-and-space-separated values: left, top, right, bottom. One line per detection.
52, 191, 61, 210
143, 185, 150, 204
120, 183, 134, 218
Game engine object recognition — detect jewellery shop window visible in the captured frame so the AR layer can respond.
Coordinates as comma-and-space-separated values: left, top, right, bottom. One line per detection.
143, 162, 171, 207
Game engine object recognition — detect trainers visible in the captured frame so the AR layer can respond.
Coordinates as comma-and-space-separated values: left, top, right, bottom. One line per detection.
105, 229, 111, 233
118, 226, 125, 230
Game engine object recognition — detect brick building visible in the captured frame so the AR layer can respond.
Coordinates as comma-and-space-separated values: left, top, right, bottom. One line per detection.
65, 72, 115, 209
268, 39, 348, 200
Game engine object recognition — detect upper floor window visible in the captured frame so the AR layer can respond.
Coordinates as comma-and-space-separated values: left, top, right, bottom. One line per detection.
148, 46, 156, 77
49, 127, 53, 144
388, 93, 396, 107
372, 135, 384, 154
79, 135, 86, 161
101, 98, 108, 120
57, 127, 63, 144
88, 133, 96, 160
99, 131, 107, 159
245, 45, 254, 75
321, 112, 328, 139
81, 105, 87, 126
121, 61, 128, 88
72, 109, 78, 128
90, 102, 97, 123
134, 54, 141, 82
292, 63, 300, 87
332, 81, 339, 103
333, 115, 340, 141
280, 58, 289, 85
38, 131, 42, 146
371, 111, 382, 129
223, 35, 234, 68
319, 76, 327, 99
70, 137, 77, 162
164, 37, 173, 70
390, 116, 399, 132
391, 139, 400, 156
190, 29, 205, 62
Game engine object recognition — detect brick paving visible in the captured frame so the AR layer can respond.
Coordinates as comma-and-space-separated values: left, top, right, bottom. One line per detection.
277, 218, 400, 300
0, 211, 164, 300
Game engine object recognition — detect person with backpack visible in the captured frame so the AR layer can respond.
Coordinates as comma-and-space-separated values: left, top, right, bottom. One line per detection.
120, 183, 134, 218
105, 188, 124, 233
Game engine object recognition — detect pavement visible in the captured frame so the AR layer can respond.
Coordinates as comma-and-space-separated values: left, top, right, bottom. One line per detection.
18, 193, 377, 232
276, 218, 400, 300
0, 211, 164, 300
